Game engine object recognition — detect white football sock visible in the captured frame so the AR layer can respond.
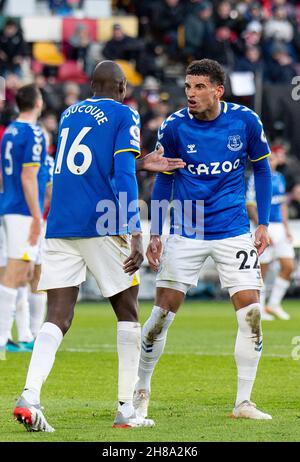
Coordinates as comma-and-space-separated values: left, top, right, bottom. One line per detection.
22, 322, 63, 404
0, 285, 17, 347
268, 276, 290, 309
235, 303, 262, 407
117, 321, 141, 404
136, 306, 175, 392
29, 292, 47, 338
16, 286, 34, 343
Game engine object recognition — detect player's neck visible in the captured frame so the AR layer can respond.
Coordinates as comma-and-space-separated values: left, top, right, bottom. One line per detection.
93, 92, 119, 102
17, 111, 38, 124
194, 101, 222, 121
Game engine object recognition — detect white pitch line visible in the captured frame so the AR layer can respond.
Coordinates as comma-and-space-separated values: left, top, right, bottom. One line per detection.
61, 347, 291, 358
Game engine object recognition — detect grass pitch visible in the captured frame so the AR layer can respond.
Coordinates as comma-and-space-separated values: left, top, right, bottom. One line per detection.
0, 299, 300, 442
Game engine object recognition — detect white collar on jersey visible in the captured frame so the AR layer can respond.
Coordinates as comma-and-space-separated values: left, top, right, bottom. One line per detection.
85, 98, 115, 102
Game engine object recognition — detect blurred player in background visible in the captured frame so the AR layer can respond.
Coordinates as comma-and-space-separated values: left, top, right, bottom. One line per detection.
28, 137, 54, 340
247, 150, 295, 320
0, 84, 47, 357
134, 59, 273, 421
14, 60, 185, 432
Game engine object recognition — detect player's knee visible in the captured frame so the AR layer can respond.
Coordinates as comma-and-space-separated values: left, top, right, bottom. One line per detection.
48, 316, 73, 336
46, 308, 74, 335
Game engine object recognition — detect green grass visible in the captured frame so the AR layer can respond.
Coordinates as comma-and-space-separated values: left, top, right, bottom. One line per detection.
1, 300, 300, 442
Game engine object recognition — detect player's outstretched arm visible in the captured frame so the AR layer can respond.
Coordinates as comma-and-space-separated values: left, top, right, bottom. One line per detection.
136, 146, 186, 172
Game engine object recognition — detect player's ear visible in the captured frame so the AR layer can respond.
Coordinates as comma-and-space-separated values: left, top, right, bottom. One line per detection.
216, 85, 225, 99
119, 78, 127, 96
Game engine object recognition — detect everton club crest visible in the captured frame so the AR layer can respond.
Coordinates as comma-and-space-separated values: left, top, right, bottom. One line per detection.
227, 135, 243, 151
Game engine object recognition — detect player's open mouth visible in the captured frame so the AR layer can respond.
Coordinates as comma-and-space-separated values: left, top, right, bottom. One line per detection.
188, 100, 197, 108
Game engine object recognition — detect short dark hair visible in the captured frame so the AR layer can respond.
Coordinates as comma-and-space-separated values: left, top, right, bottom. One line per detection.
16, 84, 42, 112
186, 59, 226, 86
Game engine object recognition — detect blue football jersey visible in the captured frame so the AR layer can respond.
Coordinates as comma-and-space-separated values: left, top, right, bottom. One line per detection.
247, 171, 285, 223
46, 97, 141, 238
1, 121, 47, 216
156, 102, 270, 239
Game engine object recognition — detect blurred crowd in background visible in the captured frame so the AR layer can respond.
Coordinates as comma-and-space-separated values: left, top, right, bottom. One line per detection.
1, 0, 300, 218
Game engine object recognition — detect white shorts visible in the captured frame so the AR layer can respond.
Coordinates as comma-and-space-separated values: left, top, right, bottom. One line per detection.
38, 235, 140, 298
157, 233, 263, 296
0, 218, 7, 267
260, 222, 295, 264
3, 215, 40, 262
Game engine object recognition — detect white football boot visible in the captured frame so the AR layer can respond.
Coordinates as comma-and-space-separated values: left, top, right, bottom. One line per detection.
113, 406, 155, 428
266, 306, 290, 320
231, 400, 272, 420
14, 396, 55, 432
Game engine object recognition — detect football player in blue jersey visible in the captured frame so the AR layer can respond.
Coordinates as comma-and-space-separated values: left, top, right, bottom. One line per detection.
0, 189, 6, 284
28, 152, 54, 340
14, 61, 185, 432
0, 84, 47, 356
134, 59, 273, 421
247, 150, 295, 321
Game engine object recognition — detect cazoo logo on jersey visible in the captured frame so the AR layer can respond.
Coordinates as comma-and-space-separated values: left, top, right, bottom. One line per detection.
187, 158, 241, 175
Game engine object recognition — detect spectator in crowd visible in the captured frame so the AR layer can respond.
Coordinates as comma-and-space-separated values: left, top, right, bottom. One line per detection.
235, 45, 264, 74
102, 23, 144, 70
151, 0, 186, 59
264, 5, 294, 43
265, 42, 297, 83
68, 23, 92, 73
102, 22, 158, 76
40, 110, 59, 157
289, 184, 300, 219
204, 26, 237, 69
34, 73, 62, 113
0, 19, 28, 76
241, 20, 263, 50
123, 83, 139, 111
60, 82, 81, 112
245, 2, 264, 23
264, 5, 295, 58
215, 1, 234, 28
183, 1, 215, 60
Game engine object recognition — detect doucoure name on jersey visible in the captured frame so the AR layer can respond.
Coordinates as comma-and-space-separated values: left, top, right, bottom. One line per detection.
61, 104, 108, 126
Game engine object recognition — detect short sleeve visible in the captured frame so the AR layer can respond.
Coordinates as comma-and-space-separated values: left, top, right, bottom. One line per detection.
23, 125, 47, 167
246, 112, 271, 162
114, 106, 141, 159
156, 118, 177, 158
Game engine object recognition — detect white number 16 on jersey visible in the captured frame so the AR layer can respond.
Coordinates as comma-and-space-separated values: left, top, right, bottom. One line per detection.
55, 127, 92, 175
